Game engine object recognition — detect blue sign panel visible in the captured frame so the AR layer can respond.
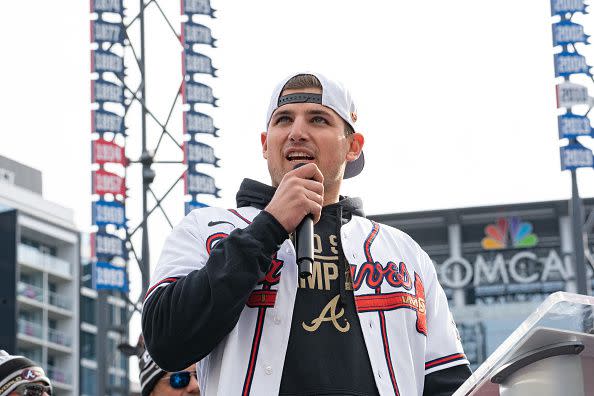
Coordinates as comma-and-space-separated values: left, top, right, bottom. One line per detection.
560, 144, 594, 170
92, 49, 124, 75
93, 231, 127, 259
92, 200, 126, 228
184, 110, 218, 136
91, 20, 124, 44
93, 109, 126, 135
184, 81, 217, 106
184, 51, 216, 76
93, 79, 124, 104
186, 171, 221, 197
93, 261, 128, 292
183, 21, 216, 46
185, 141, 220, 166
185, 200, 209, 215
550, 0, 587, 16
554, 51, 591, 77
552, 21, 588, 46
558, 113, 593, 138
182, 0, 215, 17
91, 0, 124, 14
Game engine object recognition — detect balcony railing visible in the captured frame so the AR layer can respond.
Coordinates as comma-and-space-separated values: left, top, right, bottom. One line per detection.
18, 244, 71, 277
18, 318, 43, 339
47, 365, 72, 385
48, 290, 72, 311
17, 282, 44, 303
48, 328, 72, 348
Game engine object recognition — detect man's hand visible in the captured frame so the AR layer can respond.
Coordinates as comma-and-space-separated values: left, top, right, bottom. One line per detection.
264, 163, 324, 233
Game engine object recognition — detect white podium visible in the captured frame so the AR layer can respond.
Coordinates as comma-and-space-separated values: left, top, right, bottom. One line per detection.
453, 292, 594, 396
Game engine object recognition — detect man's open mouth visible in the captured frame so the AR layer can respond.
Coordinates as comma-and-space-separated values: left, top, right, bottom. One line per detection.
286, 152, 315, 162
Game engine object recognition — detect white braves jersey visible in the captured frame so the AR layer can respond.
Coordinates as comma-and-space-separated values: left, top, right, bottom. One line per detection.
147, 206, 468, 396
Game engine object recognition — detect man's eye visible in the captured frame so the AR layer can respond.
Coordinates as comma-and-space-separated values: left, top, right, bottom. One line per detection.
275, 116, 291, 124
311, 116, 328, 124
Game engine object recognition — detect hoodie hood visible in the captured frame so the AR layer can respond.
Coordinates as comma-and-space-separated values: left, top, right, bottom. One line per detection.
236, 178, 365, 218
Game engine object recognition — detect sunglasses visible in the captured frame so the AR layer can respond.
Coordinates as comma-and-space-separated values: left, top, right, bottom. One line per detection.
162, 370, 197, 389
13, 383, 52, 396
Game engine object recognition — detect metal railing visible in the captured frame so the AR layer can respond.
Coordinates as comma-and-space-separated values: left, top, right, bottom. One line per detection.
48, 290, 72, 310
17, 282, 44, 303
18, 244, 71, 277
47, 328, 72, 348
18, 318, 43, 339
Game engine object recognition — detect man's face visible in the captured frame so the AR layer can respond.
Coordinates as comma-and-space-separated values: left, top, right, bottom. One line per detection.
150, 365, 200, 396
8, 381, 51, 396
261, 87, 363, 191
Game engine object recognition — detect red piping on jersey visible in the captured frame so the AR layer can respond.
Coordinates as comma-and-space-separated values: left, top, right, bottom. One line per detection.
425, 353, 467, 370
144, 277, 179, 301
364, 222, 401, 396
228, 208, 252, 225
242, 296, 268, 396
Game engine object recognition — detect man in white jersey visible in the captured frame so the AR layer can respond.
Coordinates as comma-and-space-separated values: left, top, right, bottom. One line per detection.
142, 72, 471, 396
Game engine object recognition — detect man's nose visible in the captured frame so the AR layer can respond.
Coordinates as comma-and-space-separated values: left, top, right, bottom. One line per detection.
288, 116, 309, 141
186, 374, 200, 394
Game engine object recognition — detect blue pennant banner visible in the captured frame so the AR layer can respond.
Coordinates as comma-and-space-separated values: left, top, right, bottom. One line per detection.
91, 20, 124, 44
554, 51, 591, 77
93, 79, 124, 105
550, 0, 587, 16
93, 231, 127, 260
93, 261, 128, 292
183, 110, 218, 136
186, 171, 221, 197
93, 109, 126, 135
183, 21, 216, 47
185, 200, 209, 215
91, 0, 124, 14
92, 49, 124, 75
558, 114, 592, 138
552, 21, 589, 47
184, 81, 217, 106
182, 0, 215, 17
184, 51, 216, 76
560, 144, 594, 170
185, 141, 220, 166
92, 200, 126, 228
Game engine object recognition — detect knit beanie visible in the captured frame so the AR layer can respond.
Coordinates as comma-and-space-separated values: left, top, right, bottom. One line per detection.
137, 336, 167, 396
0, 350, 52, 396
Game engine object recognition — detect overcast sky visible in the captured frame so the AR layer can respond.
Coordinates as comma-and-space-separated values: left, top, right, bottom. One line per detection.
1, 0, 594, 376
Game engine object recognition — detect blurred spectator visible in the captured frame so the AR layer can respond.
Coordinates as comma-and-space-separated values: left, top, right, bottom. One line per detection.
0, 350, 52, 396
137, 336, 199, 396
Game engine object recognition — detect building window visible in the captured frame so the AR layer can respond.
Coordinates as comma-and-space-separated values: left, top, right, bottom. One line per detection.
81, 296, 96, 325
81, 366, 97, 396
81, 331, 96, 360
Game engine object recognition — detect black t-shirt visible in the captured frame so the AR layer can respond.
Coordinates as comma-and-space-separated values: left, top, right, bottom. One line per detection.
279, 204, 379, 396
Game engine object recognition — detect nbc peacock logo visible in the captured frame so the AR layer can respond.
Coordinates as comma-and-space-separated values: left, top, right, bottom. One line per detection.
481, 217, 539, 250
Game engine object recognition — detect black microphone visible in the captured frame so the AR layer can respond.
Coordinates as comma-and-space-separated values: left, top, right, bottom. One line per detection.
293, 163, 314, 279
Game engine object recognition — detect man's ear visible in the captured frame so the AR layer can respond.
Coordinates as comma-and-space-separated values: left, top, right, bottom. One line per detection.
346, 132, 364, 162
261, 132, 268, 159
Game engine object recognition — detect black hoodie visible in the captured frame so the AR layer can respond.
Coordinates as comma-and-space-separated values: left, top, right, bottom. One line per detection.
142, 179, 470, 395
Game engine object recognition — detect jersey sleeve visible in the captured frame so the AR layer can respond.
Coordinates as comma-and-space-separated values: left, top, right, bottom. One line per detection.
141, 209, 288, 371
420, 250, 470, 375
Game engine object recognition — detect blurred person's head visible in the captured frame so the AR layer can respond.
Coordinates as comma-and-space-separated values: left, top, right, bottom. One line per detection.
137, 336, 199, 396
0, 351, 52, 396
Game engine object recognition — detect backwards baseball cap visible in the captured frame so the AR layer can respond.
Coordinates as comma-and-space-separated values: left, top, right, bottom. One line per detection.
137, 336, 167, 396
0, 350, 52, 396
265, 71, 365, 179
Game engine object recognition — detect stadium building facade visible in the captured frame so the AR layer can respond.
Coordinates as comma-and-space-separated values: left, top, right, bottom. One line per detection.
369, 198, 594, 369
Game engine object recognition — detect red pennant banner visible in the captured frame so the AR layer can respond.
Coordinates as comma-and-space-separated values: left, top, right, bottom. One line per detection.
92, 139, 126, 166
93, 169, 126, 196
